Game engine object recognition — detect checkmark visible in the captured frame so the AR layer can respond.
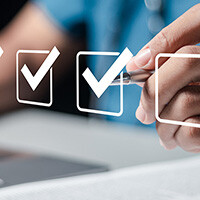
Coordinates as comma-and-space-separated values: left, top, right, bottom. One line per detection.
21, 46, 60, 91
82, 47, 133, 98
0, 47, 3, 57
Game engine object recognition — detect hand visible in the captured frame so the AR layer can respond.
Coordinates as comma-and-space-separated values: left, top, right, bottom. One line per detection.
126, 4, 200, 152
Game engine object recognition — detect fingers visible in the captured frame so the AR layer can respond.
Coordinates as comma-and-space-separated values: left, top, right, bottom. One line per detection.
156, 85, 200, 149
136, 45, 200, 124
128, 3, 200, 152
126, 4, 200, 71
157, 117, 200, 152
175, 116, 200, 153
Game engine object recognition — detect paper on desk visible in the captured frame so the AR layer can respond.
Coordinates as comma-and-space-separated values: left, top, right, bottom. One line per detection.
0, 156, 200, 200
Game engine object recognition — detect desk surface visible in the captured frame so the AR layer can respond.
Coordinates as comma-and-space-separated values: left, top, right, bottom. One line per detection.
0, 109, 194, 169
0, 154, 200, 200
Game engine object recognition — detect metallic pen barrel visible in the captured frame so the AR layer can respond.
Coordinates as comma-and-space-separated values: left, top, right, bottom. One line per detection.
110, 69, 154, 86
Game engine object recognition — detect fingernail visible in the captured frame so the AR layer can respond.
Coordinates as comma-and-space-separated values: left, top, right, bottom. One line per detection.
159, 138, 177, 150
136, 104, 146, 123
134, 48, 151, 68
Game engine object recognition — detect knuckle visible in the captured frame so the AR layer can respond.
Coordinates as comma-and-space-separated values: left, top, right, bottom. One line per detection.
156, 121, 162, 137
175, 87, 194, 112
156, 127, 166, 141
176, 46, 200, 68
177, 45, 198, 54
156, 29, 170, 49
156, 121, 172, 141
185, 118, 200, 146
188, 127, 200, 145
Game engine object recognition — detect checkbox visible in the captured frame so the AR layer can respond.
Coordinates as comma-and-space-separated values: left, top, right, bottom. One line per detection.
155, 53, 200, 128
76, 48, 133, 116
16, 47, 60, 107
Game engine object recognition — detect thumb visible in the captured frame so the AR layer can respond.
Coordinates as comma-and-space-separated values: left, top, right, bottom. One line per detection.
127, 4, 200, 71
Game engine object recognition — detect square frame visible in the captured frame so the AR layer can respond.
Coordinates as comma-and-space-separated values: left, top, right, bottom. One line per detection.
76, 51, 123, 116
16, 50, 53, 107
155, 53, 200, 128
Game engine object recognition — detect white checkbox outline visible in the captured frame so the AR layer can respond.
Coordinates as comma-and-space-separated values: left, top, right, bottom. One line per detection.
76, 51, 123, 116
155, 53, 200, 128
16, 50, 53, 107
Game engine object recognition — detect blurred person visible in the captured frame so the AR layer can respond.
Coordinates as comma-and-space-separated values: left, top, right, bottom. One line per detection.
0, 0, 200, 151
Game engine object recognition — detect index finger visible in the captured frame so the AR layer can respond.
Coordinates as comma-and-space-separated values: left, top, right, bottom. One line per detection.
136, 46, 200, 124
127, 4, 200, 71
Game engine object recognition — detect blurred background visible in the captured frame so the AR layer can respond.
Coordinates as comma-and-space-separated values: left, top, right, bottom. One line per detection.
0, 0, 198, 189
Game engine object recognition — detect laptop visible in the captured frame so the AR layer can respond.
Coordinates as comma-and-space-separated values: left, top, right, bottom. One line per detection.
0, 149, 108, 187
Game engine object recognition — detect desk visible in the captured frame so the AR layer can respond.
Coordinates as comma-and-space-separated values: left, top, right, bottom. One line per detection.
0, 109, 194, 169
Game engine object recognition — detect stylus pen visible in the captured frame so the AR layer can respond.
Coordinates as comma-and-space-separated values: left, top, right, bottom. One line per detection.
110, 69, 154, 86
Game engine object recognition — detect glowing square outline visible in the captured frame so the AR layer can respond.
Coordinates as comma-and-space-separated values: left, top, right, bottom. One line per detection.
155, 53, 200, 128
76, 51, 123, 116
16, 50, 53, 107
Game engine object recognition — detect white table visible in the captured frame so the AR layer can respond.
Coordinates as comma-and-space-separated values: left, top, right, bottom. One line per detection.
0, 109, 195, 169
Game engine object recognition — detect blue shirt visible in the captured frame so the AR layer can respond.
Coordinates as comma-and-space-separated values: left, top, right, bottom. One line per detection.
33, 0, 200, 126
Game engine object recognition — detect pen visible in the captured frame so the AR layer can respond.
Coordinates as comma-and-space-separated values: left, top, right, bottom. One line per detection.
110, 69, 154, 86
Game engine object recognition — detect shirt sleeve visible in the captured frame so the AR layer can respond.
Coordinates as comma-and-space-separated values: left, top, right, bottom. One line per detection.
32, 0, 86, 37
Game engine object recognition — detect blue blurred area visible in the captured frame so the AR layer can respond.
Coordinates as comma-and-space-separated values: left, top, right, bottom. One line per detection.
33, 0, 200, 127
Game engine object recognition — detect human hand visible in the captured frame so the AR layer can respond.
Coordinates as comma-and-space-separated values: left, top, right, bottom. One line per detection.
126, 4, 200, 152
